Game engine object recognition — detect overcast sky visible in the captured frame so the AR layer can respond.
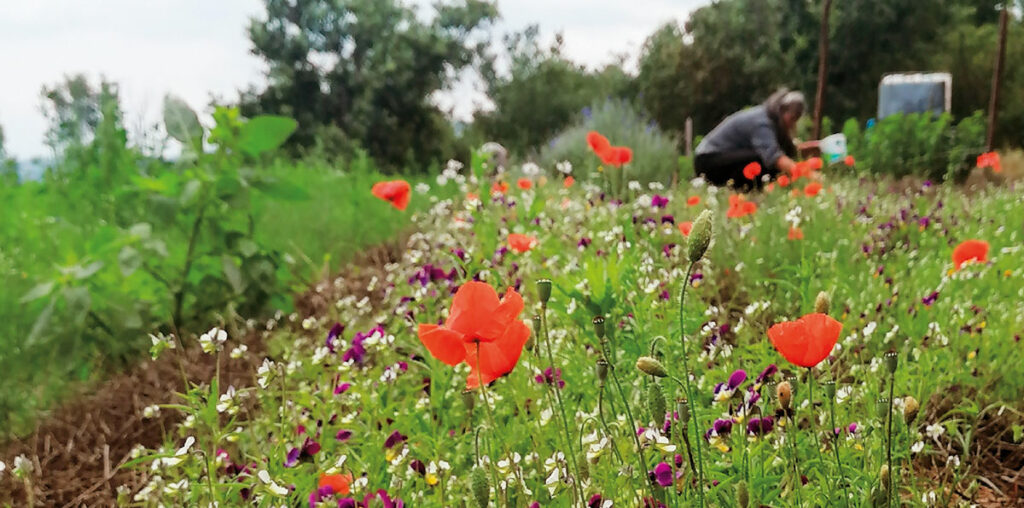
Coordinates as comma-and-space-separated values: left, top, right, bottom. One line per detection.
0, 0, 707, 159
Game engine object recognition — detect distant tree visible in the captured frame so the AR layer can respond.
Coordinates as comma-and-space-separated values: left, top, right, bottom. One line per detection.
473, 26, 633, 155
242, 0, 496, 169
40, 74, 120, 156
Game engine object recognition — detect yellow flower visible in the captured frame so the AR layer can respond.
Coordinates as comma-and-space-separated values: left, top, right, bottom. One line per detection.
967, 350, 977, 360
425, 473, 439, 486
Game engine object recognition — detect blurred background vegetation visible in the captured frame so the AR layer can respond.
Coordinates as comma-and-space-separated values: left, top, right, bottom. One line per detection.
1, 0, 1022, 436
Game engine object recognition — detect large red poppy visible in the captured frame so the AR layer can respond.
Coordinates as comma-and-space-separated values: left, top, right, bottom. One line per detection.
687, 196, 701, 207
976, 152, 1001, 173
319, 473, 353, 495
952, 239, 989, 270
768, 313, 842, 368
417, 281, 530, 389
517, 178, 533, 190
777, 175, 791, 187
787, 226, 804, 240
743, 162, 762, 180
508, 233, 537, 253
726, 194, 757, 218
371, 180, 411, 211
587, 131, 611, 156
804, 182, 823, 197
679, 221, 693, 236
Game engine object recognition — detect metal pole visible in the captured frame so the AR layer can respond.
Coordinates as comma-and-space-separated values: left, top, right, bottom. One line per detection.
813, 0, 833, 140
986, 5, 1010, 151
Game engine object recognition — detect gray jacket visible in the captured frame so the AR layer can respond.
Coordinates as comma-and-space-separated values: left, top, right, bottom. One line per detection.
695, 106, 786, 166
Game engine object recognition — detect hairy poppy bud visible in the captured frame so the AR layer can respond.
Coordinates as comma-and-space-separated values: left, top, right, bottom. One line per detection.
577, 452, 590, 480
462, 390, 476, 411
903, 396, 919, 425
636, 356, 668, 377
776, 381, 793, 410
648, 382, 667, 425
687, 209, 714, 263
596, 359, 609, 383
879, 464, 890, 490
532, 315, 542, 334
822, 381, 836, 400
470, 466, 489, 508
536, 279, 552, 305
814, 291, 831, 315
884, 351, 898, 374
592, 316, 606, 339
736, 480, 750, 508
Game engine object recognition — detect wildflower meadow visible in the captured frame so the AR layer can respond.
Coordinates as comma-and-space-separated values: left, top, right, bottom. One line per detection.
96, 142, 1022, 507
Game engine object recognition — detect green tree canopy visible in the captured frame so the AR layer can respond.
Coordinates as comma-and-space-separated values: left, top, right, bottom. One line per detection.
241, 0, 497, 169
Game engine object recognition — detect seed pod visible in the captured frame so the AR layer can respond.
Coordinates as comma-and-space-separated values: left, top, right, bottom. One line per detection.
648, 382, 667, 425
814, 291, 831, 315
596, 359, 609, 383
776, 381, 793, 410
531, 315, 542, 334
677, 398, 690, 424
736, 480, 750, 508
470, 466, 489, 508
592, 316, 606, 339
636, 356, 669, 378
876, 398, 890, 420
903, 395, 920, 425
884, 351, 898, 374
687, 209, 714, 263
536, 279, 552, 304
822, 381, 836, 400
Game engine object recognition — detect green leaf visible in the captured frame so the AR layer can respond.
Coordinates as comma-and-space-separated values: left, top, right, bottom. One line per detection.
222, 255, 245, 294
25, 296, 57, 347
1013, 424, 1023, 443
163, 95, 203, 147
74, 261, 104, 280
254, 179, 310, 201
238, 115, 297, 157
21, 281, 55, 303
118, 246, 142, 276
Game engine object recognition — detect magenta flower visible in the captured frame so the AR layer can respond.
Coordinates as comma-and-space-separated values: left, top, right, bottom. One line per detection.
650, 461, 673, 487
384, 430, 407, 449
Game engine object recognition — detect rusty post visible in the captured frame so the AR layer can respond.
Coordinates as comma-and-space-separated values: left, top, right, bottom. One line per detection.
986, 5, 1009, 151
813, 0, 833, 140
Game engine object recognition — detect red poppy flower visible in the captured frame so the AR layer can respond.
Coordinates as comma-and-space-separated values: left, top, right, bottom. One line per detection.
768, 313, 842, 368
804, 182, 823, 197
517, 178, 532, 190
601, 146, 632, 167
787, 226, 804, 240
844, 155, 856, 167
726, 194, 757, 218
679, 221, 693, 236
765, 183, 776, 192
417, 281, 530, 389
508, 233, 537, 253
563, 176, 575, 188
686, 196, 700, 206
777, 175, 791, 187
976, 152, 1002, 173
807, 157, 823, 170
952, 239, 989, 270
587, 131, 611, 156
492, 181, 509, 195
371, 180, 411, 211
743, 162, 762, 180
319, 473, 353, 495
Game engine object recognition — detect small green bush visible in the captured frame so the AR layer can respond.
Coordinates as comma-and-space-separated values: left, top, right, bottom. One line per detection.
539, 100, 680, 185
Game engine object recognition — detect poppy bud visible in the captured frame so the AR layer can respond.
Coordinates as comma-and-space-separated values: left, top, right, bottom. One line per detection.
470, 466, 490, 508
636, 356, 669, 378
903, 396, 919, 425
536, 279, 552, 305
884, 351, 898, 374
822, 381, 836, 400
592, 316, 606, 339
532, 315, 542, 334
736, 480, 750, 508
648, 382, 667, 425
462, 390, 476, 411
879, 464, 890, 491
524, 336, 535, 352
814, 291, 831, 315
677, 398, 690, 424
577, 452, 590, 480
687, 209, 714, 263
776, 381, 793, 410
596, 359, 609, 383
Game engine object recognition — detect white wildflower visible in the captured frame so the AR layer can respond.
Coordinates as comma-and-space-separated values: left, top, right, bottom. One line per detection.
198, 327, 227, 354
925, 423, 946, 440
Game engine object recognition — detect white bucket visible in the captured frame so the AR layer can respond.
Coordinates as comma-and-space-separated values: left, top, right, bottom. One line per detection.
820, 133, 847, 164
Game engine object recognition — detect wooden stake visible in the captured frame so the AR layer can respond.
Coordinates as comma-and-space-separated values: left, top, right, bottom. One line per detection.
684, 117, 693, 157
986, 5, 1009, 151
813, 0, 833, 140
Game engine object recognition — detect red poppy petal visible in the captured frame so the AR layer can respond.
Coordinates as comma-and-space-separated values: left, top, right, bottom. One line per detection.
768, 321, 811, 367
799, 313, 841, 367
464, 320, 529, 389
446, 281, 501, 337
477, 288, 525, 340
417, 324, 466, 366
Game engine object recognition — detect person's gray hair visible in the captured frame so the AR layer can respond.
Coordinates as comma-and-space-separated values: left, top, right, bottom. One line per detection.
764, 88, 806, 118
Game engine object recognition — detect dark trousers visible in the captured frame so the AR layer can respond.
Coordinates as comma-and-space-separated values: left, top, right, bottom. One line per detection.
694, 150, 778, 190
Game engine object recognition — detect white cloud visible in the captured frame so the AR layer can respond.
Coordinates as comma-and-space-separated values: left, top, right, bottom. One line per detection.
0, 0, 706, 159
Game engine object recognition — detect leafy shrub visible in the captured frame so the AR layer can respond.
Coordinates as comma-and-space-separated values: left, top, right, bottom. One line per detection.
842, 112, 986, 182
539, 100, 680, 185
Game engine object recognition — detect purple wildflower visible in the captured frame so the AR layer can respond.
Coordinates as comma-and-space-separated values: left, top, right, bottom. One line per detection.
922, 291, 939, 306
384, 430, 407, 449
535, 367, 566, 389
727, 369, 747, 389
651, 195, 669, 208
755, 364, 778, 384
651, 462, 673, 487
334, 382, 351, 395
747, 416, 774, 436
325, 323, 344, 353
309, 485, 335, 508
335, 429, 353, 442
